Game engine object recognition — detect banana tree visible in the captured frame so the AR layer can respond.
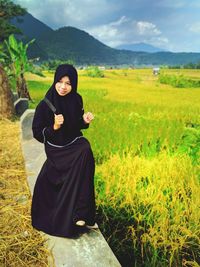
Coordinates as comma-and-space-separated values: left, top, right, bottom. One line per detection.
4, 34, 35, 100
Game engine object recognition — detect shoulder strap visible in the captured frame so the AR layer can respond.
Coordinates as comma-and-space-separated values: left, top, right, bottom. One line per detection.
43, 97, 56, 114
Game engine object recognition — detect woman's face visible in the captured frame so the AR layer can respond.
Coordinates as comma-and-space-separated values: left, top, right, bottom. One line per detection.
55, 76, 72, 96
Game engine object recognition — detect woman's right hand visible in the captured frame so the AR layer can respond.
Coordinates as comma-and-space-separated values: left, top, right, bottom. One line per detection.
53, 114, 64, 130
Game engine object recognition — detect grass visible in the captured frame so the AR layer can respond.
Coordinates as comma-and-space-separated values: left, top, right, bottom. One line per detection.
0, 119, 54, 267
159, 74, 200, 88
95, 151, 200, 266
4, 68, 200, 266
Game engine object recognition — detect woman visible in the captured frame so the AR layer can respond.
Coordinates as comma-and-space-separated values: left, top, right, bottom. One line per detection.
31, 64, 97, 238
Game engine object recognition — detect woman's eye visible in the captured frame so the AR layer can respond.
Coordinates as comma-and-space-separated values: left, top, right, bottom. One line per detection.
58, 82, 71, 86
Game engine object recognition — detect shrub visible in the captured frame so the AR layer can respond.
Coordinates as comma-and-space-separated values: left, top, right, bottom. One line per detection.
85, 66, 104, 78
159, 74, 200, 88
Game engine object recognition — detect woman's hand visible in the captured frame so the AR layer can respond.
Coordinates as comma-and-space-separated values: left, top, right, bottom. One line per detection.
83, 112, 94, 124
54, 114, 64, 130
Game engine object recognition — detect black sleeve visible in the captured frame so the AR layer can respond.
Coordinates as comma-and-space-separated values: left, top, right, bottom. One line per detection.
32, 101, 56, 143
78, 95, 89, 129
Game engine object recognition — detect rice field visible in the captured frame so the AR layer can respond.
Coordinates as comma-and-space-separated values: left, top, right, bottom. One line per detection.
5, 68, 200, 266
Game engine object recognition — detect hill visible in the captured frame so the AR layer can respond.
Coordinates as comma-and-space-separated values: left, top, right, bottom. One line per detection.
37, 26, 117, 64
116, 42, 165, 53
11, 13, 53, 39
11, 13, 200, 65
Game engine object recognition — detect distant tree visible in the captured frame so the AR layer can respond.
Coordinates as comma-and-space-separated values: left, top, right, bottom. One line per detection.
169, 65, 181, 69
0, 0, 26, 118
0, 0, 26, 42
86, 66, 104, 78
41, 59, 76, 71
196, 61, 200, 69
183, 62, 195, 69
184, 61, 200, 69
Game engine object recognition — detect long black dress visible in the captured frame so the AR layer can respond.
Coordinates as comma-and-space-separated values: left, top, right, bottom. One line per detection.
31, 64, 96, 238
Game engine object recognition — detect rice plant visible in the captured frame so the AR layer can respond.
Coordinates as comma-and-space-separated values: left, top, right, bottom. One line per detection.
26, 68, 200, 266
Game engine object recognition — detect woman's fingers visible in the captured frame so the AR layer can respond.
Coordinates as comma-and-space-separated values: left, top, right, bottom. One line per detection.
54, 114, 64, 125
87, 112, 94, 120
55, 113, 94, 126
83, 112, 94, 123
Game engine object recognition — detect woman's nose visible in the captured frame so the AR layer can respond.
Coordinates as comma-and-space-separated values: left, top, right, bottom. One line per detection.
60, 83, 65, 89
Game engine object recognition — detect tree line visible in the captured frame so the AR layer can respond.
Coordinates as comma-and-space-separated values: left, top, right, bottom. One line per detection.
0, 0, 41, 118
168, 62, 200, 69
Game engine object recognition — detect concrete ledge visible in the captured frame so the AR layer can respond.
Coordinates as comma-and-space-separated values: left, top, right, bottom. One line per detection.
20, 109, 121, 267
20, 109, 35, 141
14, 98, 29, 116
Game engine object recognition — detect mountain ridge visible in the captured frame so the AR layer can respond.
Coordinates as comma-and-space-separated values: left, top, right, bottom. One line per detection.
11, 13, 200, 65
11, 13, 53, 39
116, 42, 166, 53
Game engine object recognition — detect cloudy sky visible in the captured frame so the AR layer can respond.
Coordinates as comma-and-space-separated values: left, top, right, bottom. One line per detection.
13, 0, 200, 52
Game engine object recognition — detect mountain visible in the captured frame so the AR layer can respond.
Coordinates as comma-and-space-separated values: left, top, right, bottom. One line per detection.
37, 26, 117, 64
11, 13, 53, 60
11, 13, 53, 39
10, 13, 200, 65
116, 42, 165, 53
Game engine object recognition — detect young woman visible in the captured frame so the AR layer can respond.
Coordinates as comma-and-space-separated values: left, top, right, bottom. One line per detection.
31, 64, 97, 238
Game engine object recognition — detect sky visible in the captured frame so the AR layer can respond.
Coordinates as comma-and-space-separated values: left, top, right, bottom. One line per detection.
13, 0, 200, 52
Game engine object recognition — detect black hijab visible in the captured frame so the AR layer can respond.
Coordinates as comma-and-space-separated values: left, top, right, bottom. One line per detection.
45, 64, 82, 130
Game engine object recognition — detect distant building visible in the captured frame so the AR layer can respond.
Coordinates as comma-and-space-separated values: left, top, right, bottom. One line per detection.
153, 67, 160, 75
98, 66, 106, 70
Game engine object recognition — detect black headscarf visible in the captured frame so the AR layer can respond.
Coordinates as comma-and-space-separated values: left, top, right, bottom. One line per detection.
45, 64, 82, 131
51, 64, 78, 93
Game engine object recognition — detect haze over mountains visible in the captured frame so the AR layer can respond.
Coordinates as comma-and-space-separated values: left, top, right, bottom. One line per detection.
116, 43, 166, 53
12, 13, 200, 66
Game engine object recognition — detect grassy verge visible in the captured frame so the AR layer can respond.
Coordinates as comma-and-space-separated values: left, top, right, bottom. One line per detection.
159, 74, 200, 88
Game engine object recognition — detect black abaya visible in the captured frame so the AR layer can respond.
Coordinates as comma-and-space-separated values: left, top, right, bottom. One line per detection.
31, 64, 96, 237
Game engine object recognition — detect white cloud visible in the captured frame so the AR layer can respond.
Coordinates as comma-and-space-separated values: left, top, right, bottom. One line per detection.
14, 0, 200, 52
86, 16, 169, 49
148, 36, 169, 48
137, 21, 161, 36
109, 16, 129, 26
189, 22, 200, 33
14, 0, 118, 29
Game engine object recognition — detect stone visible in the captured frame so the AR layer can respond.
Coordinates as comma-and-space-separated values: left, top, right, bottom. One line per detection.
14, 98, 29, 116
20, 109, 35, 141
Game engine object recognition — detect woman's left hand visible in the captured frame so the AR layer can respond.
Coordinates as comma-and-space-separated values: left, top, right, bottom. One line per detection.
83, 112, 94, 124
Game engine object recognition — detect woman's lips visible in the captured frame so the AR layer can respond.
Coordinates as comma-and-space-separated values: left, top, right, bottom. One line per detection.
59, 89, 67, 94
